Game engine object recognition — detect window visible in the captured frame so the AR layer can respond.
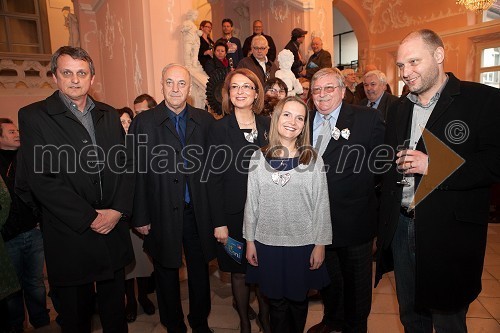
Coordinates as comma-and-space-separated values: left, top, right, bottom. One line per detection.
0, 0, 51, 55
477, 43, 500, 89
483, 0, 500, 22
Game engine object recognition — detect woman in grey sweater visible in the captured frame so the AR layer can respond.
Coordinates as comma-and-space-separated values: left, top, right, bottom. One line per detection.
244, 96, 332, 333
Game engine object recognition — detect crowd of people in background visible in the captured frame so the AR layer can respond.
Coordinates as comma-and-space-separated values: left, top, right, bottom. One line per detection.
1, 21, 499, 333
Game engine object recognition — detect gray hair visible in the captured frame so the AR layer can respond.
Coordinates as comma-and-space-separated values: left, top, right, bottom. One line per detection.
311, 67, 345, 89
50, 46, 95, 76
364, 70, 387, 84
251, 35, 268, 47
160, 63, 191, 83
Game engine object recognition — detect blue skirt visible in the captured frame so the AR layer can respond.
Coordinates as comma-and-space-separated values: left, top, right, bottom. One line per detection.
246, 241, 330, 302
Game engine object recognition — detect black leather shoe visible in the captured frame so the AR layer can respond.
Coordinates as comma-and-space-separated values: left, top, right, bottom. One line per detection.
139, 296, 155, 315
125, 301, 137, 323
307, 321, 336, 333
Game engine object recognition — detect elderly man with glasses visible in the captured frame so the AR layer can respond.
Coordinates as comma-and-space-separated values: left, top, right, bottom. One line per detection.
307, 67, 385, 333
237, 35, 278, 87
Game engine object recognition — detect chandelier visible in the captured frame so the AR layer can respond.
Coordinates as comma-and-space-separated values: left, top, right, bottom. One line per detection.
456, 0, 495, 12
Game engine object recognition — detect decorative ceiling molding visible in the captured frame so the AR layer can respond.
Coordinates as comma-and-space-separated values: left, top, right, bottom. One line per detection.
288, 0, 315, 10
369, 20, 500, 51
361, 0, 465, 34
78, 0, 105, 12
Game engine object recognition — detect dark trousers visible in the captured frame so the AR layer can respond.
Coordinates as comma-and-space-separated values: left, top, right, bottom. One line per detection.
54, 268, 127, 333
320, 240, 373, 333
154, 206, 211, 333
268, 298, 308, 333
392, 213, 469, 333
4, 228, 49, 330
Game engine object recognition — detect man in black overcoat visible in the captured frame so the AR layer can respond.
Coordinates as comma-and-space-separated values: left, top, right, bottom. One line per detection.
130, 64, 216, 333
18, 46, 134, 333
376, 29, 500, 332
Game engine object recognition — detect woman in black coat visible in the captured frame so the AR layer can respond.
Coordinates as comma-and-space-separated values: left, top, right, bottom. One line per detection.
203, 41, 232, 76
207, 68, 270, 333
198, 20, 214, 68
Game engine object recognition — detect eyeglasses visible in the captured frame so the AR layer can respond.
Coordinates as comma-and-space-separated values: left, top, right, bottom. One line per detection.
230, 83, 256, 93
252, 46, 268, 51
311, 85, 339, 95
266, 88, 286, 96
203, 25, 212, 29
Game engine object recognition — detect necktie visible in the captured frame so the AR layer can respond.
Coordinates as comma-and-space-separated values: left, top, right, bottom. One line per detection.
174, 115, 190, 203
316, 114, 332, 156
369, 101, 376, 108
174, 115, 186, 146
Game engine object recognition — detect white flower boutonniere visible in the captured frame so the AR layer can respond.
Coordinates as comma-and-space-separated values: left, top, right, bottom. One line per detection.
331, 127, 350, 140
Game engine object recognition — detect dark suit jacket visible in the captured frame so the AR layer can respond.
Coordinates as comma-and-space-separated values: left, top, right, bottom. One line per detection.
242, 33, 277, 62
376, 73, 500, 311
17, 91, 134, 286
343, 88, 359, 105
359, 91, 399, 122
304, 49, 332, 79
130, 102, 216, 268
310, 103, 385, 248
284, 40, 303, 78
207, 113, 270, 226
237, 55, 278, 87
204, 57, 229, 76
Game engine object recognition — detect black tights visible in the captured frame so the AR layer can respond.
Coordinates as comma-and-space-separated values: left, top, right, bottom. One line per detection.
125, 277, 149, 306
231, 273, 270, 333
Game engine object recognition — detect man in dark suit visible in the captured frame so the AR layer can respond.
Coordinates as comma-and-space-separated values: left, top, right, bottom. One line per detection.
242, 20, 277, 62
18, 46, 134, 333
130, 64, 216, 333
307, 68, 385, 333
376, 29, 500, 332
300, 37, 332, 80
358, 70, 398, 122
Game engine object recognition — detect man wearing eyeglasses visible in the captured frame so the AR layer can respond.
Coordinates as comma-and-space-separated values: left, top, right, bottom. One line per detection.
130, 63, 216, 333
237, 35, 278, 87
307, 67, 385, 333
242, 20, 277, 62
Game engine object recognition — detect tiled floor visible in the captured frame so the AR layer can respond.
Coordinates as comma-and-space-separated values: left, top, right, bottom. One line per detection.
29, 224, 500, 333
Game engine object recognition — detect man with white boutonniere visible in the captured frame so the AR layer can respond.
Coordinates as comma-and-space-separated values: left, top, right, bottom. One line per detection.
307, 67, 385, 333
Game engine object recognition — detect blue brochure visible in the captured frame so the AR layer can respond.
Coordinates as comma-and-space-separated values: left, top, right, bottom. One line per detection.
224, 237, 243, 264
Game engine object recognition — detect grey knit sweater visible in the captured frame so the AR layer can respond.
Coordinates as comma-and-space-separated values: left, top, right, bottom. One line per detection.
243, 150, 332, 247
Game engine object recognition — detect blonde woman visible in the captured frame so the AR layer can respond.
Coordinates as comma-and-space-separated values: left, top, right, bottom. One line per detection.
244, 96, 332, 333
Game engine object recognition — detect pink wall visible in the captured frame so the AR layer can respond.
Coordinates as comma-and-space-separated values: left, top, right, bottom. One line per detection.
338, 0, 500, 92
4, 0, 496, 120
0, 91, 55, 125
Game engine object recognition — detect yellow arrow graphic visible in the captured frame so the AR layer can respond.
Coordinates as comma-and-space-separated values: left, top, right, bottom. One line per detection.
410, 127, 465, 210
